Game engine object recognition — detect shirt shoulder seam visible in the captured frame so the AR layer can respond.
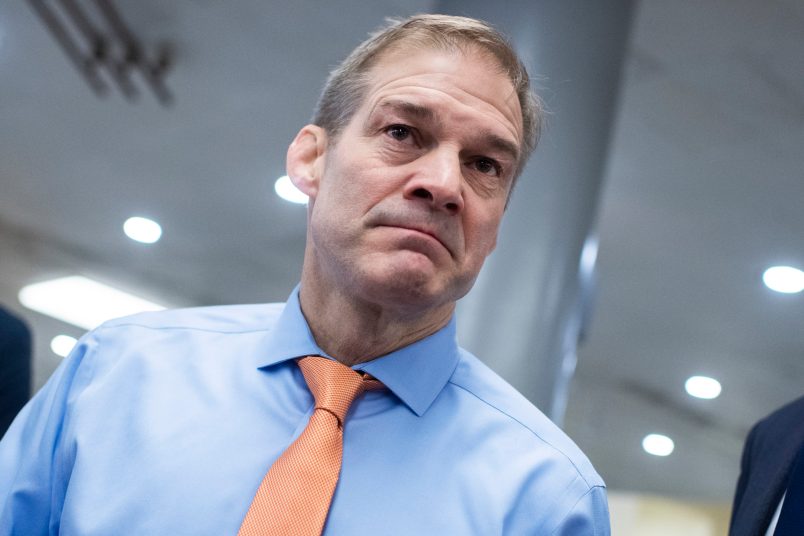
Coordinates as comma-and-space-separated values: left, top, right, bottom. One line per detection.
549, 484, 607, 535
94, 322, 271, 336
446, 379, 597, 489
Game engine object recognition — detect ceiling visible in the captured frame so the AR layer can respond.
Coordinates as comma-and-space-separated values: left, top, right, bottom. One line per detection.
1, 0, 802, 503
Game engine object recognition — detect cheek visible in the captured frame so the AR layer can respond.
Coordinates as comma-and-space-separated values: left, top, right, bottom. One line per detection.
335, 172, 398, 214
322, 157, 381, 199
311, 170, 379, 235
465, 210, 504, 257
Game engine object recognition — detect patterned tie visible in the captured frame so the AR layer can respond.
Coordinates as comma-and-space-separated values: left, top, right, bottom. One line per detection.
238, 356, 383, 536
775, 442, 804, 535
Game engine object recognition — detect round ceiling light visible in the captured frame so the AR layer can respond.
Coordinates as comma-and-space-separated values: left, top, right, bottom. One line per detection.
123, 216, 162, 244
50, 334, 78, 357
642, 433, 674, 457
685, 375, 722, 399
762, 265, 804, 294
274, 175, 308, 205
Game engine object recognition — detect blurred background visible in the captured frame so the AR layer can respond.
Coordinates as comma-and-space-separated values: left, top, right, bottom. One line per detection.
1, 1, 802, 533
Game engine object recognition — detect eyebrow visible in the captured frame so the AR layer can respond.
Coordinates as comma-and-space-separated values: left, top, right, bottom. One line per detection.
375, 100, 441, 126
371, 99, 520, 163
479, 131, 520, 163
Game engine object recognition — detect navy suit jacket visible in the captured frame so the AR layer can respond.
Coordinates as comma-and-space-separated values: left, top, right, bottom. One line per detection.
730, 395, 804, 536
0, 307, 31, 438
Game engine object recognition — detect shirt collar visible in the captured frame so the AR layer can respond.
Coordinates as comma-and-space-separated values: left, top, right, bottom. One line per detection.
257, 285, 459, 417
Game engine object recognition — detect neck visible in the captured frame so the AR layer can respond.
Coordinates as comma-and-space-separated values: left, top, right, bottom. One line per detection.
298, 274, 454, 367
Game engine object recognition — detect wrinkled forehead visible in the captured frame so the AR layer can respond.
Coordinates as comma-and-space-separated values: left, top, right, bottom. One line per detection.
363, 41, 523, 130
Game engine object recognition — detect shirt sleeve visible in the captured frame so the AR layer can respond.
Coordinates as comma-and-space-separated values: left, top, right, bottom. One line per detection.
0, 333, 97, 535
549, 485, 611, 536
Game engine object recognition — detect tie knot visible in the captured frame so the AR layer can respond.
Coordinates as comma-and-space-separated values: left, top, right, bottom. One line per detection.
298, 356, 380, 424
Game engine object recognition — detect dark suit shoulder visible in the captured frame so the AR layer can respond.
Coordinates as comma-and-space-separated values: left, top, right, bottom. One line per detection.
753, 395, 804, 441
0, 307, 31, 352
729, 395, 804, 536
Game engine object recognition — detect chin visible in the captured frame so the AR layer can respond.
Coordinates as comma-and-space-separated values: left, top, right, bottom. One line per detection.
357, 264, 473, 313
358, 266, 442, 306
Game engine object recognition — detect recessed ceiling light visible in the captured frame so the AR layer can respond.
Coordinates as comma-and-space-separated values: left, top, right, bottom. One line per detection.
762, 265, 804, 294
123, 216, 162, 244
274, 175, 308, 205
50, 334, 78, 357
685, 375, 722, 399
18, 276, 166, 330
642, 434, 674, 456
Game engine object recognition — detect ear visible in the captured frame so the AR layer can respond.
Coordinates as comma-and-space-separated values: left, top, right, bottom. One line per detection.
286, 125, 328, 199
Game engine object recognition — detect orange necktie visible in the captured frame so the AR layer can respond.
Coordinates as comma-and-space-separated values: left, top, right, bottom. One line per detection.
238, 356, 382, 536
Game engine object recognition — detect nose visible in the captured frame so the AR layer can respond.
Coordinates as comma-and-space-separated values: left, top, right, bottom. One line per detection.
403, 147, 464, 215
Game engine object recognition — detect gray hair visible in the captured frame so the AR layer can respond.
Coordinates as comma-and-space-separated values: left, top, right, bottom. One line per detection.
312, 14, 543, 179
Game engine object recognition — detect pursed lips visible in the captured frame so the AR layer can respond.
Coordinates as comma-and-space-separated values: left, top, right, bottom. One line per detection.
377, 221, 454, 257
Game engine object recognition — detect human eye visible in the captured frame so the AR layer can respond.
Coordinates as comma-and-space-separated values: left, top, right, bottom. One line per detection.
385, 124, 414, 143
471, 157, 502, 177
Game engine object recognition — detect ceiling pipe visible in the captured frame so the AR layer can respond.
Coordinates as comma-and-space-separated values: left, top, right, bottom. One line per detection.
27, 0, 174, 106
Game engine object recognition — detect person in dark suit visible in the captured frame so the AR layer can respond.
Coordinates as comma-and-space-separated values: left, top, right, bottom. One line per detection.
730, 394, 804, 535
0, 306, 32, 438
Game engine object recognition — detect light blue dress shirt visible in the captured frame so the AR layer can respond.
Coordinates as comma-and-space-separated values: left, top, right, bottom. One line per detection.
0, 288, 609, 535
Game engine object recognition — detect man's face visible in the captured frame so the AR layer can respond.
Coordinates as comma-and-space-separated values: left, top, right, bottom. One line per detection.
301, 46, 523, 314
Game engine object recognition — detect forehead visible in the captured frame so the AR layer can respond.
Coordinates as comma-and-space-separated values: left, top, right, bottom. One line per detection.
357, 44, 523, 144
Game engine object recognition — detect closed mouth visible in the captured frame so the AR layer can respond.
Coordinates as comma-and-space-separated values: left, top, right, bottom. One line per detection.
379, 224, 452, 257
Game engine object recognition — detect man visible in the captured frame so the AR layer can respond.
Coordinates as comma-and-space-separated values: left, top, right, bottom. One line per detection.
730, 395, 804, 535
0, 14, 609, 534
